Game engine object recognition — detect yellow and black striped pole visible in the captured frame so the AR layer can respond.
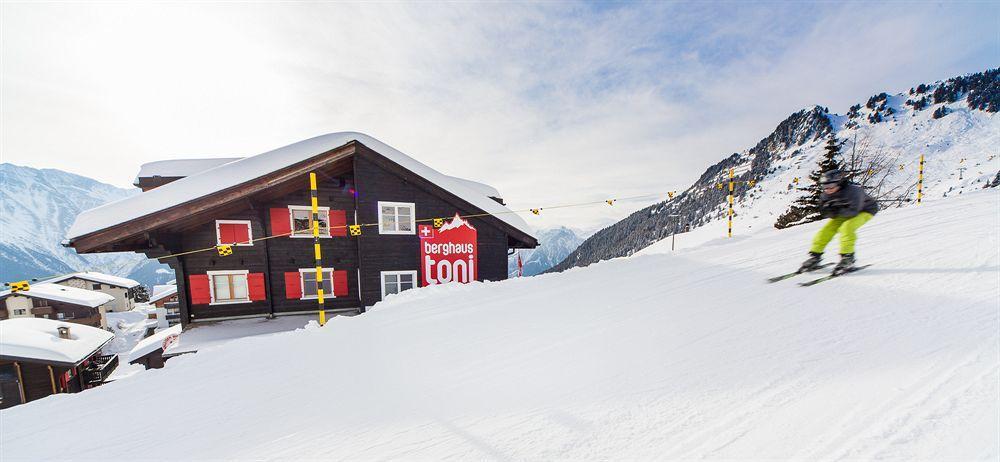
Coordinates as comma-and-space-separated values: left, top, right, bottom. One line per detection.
727, 168, 734, 237
917, 154, 924, 204
310, 172, 326, 326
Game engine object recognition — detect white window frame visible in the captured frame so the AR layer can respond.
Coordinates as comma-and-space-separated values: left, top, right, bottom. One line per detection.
207, 270, 251, 305
380, 270, 418, 300
298, 268, 337, 300
215, 220, 254, 246
288, 206, 332, 239
377, 201, 416, 235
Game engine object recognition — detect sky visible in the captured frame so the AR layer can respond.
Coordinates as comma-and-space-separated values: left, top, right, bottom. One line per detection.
1, 1, 997, 233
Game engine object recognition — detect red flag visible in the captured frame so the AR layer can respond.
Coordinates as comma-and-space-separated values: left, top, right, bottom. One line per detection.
517, 252, 523, 277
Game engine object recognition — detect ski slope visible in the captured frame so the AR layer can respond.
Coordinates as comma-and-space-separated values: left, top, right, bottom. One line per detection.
2, 191, 998, 460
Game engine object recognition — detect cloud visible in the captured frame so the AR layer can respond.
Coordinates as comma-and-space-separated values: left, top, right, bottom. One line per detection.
1, 2, 995, 232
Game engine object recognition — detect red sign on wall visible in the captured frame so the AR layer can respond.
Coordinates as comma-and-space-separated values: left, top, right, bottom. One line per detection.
419, 214, 478, 286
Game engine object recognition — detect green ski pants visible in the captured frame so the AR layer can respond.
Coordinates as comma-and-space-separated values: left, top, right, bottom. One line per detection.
809, 212, 874, 255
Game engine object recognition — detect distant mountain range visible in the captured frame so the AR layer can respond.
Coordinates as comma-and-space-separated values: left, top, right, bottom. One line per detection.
508, 227, 585, 277
550, 68, 1000, 272
0, 164, 173, 287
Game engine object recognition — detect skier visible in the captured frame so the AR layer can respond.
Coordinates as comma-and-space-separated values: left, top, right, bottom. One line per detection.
799, 169, 878, 275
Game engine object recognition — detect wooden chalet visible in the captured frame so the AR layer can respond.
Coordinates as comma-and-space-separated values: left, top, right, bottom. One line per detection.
43, 271, 142, 315
0, 283, 114, 328
0, 318, 118, 409
65, 132, 537, 327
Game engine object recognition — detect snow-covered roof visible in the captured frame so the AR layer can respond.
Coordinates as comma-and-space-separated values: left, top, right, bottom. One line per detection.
127, 324, 181, 362
149, 284, 178, 303
67, 132, 534, 241
0, 283, 115, 307
444, 175, 502, 199
44, 271, 141, 289
0, 318, 114, 365
133, 157, 242, 185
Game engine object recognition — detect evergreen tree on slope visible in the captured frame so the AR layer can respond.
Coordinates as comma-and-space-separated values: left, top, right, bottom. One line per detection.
775, 134, 844, 229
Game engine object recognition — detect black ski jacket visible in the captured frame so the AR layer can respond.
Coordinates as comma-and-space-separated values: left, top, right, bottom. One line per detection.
819, 182, 878, 218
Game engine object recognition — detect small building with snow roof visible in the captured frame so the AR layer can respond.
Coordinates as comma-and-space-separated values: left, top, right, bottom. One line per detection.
0, 283, 115, 328
64, 132, 537, 326
43, 271, 142, 316
0, 318, 118, 409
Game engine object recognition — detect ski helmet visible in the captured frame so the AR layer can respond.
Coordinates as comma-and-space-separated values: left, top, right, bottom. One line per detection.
820, 169, 846, 186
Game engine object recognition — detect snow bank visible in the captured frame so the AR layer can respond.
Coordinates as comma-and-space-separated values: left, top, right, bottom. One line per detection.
0, 318, 114, 365
4, 191, 997, 459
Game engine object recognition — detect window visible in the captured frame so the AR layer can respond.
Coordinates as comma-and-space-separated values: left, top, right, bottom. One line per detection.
289, 206, 331, 238
91, 283, 101, 290
216, 220, 253, 246
381, 270, 418, 299
12, 309, 27, 316
32, 298, 49, 308
207, 270, 250, 304
57, 312, 65, 319
299, 268, 334, 300
378, 202, 415, 235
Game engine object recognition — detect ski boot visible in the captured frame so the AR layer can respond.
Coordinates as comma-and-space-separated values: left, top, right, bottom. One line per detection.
798, 252, 823, 273
832, 253, 856, 276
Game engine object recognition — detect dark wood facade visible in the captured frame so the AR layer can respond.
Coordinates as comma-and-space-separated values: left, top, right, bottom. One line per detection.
0, 353, 116, 409
68, 140, 536, 327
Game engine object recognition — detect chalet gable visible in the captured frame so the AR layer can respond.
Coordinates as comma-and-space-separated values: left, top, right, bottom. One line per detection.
66, 132, 536, 253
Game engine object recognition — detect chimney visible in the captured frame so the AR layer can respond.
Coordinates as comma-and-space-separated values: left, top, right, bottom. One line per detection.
57, 326, 71, 339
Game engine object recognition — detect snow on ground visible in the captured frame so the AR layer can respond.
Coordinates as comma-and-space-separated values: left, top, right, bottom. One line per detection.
169, 314, 315, 354
2, 191, 998, 460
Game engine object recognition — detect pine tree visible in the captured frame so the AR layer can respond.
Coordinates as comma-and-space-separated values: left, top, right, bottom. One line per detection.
774, 134, 844, 229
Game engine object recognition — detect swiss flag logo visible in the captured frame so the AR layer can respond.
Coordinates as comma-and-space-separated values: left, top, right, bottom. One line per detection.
418, 224, 435, 239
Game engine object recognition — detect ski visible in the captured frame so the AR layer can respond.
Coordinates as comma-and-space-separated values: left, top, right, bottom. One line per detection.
767, 263, 834, 283
798, 264, 873, 287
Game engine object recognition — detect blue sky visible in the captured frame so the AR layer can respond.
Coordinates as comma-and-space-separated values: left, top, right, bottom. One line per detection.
1, 1, 997, 230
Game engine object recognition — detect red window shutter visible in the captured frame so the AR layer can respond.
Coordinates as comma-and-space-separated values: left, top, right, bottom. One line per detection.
284, 272, 302, 299
188, 275, 211, 305
233, 223, 250, 244
333, 270, 349, 297
217, 223, 236, 244
270, 208, 292, 236
247, 273, 266, 301
329, 210, 347, 237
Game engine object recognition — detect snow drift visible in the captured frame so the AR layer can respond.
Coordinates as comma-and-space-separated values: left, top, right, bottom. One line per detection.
2, 191, 997, 460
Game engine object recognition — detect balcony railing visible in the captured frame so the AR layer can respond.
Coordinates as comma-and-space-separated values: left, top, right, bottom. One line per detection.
82, 354, 119, 385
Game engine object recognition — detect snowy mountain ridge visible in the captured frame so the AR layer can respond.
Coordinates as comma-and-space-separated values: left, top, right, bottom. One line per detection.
550, 68, 1000, 272
508, 226, 586, 277
0, 163, 172, 287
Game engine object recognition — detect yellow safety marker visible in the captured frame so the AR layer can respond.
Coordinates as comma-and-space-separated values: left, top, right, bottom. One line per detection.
793, 177, 799, 184
606, 200, 615, 206
216, 245, 233, 256
530, 209, 541, 215
349, 224, 362, 236
917, 154, 925, 204
433, 218, 443, 228
9, 281, 30, 293
310, 172, 326, 326
667, 191, 675, 199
